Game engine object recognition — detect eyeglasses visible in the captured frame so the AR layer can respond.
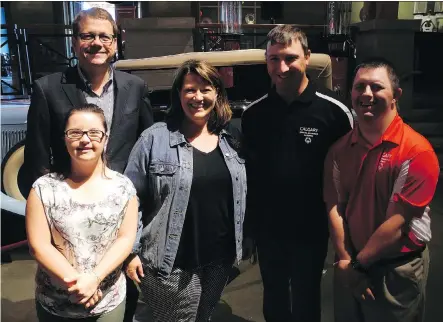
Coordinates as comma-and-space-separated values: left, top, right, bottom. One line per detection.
77, 33, 116, 45
65, 129, 106, 142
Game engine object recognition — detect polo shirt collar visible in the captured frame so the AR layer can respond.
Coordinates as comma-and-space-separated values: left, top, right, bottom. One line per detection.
268, 79, 316, 105
351, 114, 404, 146
77, 65, 114, 92
381, 114, 403, 145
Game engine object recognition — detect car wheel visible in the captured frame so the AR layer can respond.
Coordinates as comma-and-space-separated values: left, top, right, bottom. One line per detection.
1, 140, 26, 201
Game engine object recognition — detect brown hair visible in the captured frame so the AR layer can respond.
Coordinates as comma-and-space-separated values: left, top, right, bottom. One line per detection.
72, 7, 118, 36
352, 57, 400, 95
167, 59, 232, 133
266, 25, 310, 56
51, 104, 109, 178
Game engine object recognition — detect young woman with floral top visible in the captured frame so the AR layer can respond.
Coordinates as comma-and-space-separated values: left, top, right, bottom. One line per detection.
25, 104, 138, 321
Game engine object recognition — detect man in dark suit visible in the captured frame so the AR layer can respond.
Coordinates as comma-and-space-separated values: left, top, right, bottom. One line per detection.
22, 7, 153, 322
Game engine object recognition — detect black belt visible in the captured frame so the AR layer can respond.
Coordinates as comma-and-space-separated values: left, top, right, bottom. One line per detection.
375, 246, 426, 267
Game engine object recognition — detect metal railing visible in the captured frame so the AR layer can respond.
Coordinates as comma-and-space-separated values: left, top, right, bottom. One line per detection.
1, 25, 28, 96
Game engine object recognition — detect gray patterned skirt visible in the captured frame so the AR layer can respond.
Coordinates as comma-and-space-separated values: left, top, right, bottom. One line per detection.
139, 260, 233, 322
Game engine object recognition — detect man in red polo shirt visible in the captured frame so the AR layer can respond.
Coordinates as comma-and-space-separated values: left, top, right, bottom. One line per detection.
324, 57, 440, 322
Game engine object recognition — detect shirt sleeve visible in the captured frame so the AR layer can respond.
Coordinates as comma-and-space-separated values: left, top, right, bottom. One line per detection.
124, 133, 153, 254
332, 102, 354, 144
323, 146, 342, 206
124, 132, 153, 212
390, 150, 440, 217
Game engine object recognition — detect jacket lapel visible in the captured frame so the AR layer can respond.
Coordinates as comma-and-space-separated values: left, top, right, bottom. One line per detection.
109, 70, 130, 151
109, 71, 130, 135
61, 67, 87, 108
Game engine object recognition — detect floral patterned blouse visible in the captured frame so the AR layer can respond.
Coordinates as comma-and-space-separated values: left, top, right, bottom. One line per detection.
32, 171, 136, 318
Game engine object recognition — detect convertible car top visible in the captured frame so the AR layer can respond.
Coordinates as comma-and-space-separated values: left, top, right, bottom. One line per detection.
114, 49, 333, 91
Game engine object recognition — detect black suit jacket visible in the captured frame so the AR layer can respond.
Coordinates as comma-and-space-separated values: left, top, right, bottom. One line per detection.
23, 66, 154, 196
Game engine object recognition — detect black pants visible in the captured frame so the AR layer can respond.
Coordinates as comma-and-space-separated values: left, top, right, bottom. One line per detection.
257, 236, 328, 322
123, 274, 139, 322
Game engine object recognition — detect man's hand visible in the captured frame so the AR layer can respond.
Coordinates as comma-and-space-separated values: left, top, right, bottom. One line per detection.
335, 259, 358, 287
125, 254, 144, 284
352, 275, 375, 301
335, 260, 375, 301
64, 273, 100, 304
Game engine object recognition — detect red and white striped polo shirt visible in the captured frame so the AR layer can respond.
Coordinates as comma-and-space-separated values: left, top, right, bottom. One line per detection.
324, 114, 440, 254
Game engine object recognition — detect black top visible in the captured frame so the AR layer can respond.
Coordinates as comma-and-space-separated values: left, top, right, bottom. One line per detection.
174, 146, 236, 269
242, 81, 354, 241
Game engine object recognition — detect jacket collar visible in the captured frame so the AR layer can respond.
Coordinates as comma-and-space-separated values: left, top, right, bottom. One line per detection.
77, 65, 114, 94
61, 67, 86, 107
268, 78, 316, 106
169, 127, 187, 147
168, 123, 234, 147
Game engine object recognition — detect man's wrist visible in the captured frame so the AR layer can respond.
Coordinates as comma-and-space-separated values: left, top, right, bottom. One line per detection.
350, 258, 369, 274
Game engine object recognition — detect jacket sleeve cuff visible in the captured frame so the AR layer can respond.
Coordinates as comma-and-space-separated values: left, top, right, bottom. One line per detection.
132, 211, 143, 254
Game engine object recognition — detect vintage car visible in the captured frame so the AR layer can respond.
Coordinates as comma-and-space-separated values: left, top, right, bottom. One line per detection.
0, 49, 333, 250
1, 98, 29, 251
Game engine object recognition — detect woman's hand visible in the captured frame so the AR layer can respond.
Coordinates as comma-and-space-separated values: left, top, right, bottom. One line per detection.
64, 273, 101, 304
125, 254, 144, 284
85, 288, 103, 309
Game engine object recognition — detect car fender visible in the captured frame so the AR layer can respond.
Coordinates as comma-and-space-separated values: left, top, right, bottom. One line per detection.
1, 191, 26, 216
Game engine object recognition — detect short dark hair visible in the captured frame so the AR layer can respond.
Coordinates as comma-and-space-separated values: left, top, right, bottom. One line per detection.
352, 57, 400, 94
266, 25, 309, 56
72, 7, 118, 36
167, 59, 232, 134
51, 104, 109, 178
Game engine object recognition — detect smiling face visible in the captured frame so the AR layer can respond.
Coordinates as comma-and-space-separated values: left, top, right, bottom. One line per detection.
72, 17, 116, 69
351, 66, 402, 125
64, 111, 107, 164
266, 39, 310, 93
179, 73, 217, 125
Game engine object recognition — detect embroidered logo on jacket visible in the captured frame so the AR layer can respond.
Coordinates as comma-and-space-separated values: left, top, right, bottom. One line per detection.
299, 127, 319, 144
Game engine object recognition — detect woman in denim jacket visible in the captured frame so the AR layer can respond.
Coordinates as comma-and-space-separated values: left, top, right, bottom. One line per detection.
123, 59, 248, 322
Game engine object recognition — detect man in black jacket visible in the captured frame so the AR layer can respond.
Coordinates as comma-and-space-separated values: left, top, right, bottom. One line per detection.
242, 25, 354, 322
23, 7, 153, 322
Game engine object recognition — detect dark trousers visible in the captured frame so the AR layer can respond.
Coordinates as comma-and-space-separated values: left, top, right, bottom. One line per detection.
123, 275, 139, 322
257, 236, 328, 322
334, 247, 429, 322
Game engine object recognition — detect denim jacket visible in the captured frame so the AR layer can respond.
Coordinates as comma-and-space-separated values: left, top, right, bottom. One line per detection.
124, 122, 247, 279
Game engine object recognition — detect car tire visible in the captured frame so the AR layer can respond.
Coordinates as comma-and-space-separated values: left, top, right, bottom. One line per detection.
1, 140, 26, 201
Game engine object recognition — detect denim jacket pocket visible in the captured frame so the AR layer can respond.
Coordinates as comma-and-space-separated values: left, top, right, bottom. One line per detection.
149, 163, 178, 196
149, 163, 179, 175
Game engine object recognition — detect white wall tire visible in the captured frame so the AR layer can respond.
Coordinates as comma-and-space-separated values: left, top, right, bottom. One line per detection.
1, 141, 26, 201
